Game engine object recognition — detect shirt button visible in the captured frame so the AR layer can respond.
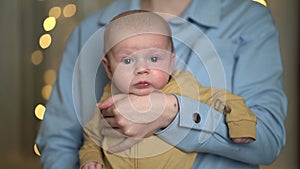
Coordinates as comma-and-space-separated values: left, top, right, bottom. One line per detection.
193, 113, 201, 123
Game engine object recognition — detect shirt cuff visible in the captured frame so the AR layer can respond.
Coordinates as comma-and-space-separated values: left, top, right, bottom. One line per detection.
156, 95, 223, 145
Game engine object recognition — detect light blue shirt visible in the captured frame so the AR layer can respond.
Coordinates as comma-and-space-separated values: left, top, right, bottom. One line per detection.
36, 0, 287, 168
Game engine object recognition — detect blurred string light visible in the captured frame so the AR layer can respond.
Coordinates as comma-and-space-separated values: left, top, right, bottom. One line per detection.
42, 85, 52, 100
252, 0, 267, 6
43, 69, 57, 85
49, 6, 62, 19
41, 69, 57, 100
39, 33, 52, 49
63, 4, 77, 18
33, 3, 77, 157
33, 103, 46, 157
35, 103, 46, 120
31, 50, 43, 66
32, 3, 77, 66
43, 16, 56, 31
34, 144, 41, 156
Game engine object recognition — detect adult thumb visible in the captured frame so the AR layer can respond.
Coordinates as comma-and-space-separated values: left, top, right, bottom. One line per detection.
97, 96, 114, 110
97, 94, 127, 110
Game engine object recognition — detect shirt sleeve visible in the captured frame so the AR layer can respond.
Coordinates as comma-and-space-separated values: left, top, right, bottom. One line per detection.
157, 6, 287, 165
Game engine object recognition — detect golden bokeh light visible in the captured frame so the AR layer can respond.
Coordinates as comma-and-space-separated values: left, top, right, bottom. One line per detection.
44, 69, 57, 85
34, 144, 41, 156
39, 34, 52, 49
252, 0, 267, 6
42, 85, 52, 100
63, 4, 77, 18
31, 50, 43, 65
43, 17, 56, 31
49, 6, 62, 19
35, 104, 46, 120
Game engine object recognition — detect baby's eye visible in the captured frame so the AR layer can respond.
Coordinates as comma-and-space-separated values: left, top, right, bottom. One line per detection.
122, 58, 134, 64
150, 56, 159, 63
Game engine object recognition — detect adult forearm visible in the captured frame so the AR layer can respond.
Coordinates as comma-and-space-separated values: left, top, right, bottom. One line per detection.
157, 92, 286, 165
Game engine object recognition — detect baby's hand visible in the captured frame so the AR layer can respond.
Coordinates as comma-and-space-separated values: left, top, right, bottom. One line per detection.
232, 137, 254, 144
82, 162, 103, 169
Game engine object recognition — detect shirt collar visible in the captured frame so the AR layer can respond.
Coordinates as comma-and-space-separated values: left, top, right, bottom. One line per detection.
97, 0, 221, 28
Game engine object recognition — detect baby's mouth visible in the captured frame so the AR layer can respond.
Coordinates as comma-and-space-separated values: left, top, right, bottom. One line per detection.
133, 81, 151, 89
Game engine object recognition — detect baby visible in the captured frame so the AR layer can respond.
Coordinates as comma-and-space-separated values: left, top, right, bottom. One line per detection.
79, 10, 257, 169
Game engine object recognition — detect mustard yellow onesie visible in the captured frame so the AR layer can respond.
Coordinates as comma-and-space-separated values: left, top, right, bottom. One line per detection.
79, 70, 257, 169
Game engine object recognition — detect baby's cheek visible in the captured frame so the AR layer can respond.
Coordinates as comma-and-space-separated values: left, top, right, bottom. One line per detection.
112, 74, 132, 92
154, 75, 170, 89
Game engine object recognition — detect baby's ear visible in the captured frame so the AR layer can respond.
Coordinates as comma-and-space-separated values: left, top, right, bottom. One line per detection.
102, 56, 113, 79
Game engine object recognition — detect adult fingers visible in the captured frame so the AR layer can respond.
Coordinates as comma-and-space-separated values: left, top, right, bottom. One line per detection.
100, 107, 116, 117
100, 117, 119, 128
97, 96, 114, 110
101, 127, 124, 138
97, 94, 127, 110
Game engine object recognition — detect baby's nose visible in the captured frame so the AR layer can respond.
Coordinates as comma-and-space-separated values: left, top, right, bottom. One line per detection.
134, 60, 150, 75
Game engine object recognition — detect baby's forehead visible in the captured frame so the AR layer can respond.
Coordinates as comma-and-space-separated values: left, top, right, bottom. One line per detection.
110, 34, 172, 54
104, 11, 172, 54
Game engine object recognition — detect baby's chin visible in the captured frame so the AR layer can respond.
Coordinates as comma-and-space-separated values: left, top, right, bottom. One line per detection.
129, 91, 152, 96
129, 89, 156, 96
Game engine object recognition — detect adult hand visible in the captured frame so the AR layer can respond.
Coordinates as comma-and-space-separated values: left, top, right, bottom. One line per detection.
97, 92, 178, 153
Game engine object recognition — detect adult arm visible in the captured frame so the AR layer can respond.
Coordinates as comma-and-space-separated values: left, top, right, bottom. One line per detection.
157, 5, 287, 165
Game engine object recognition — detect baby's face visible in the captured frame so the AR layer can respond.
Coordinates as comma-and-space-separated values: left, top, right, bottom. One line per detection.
103, 34, 175, 96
